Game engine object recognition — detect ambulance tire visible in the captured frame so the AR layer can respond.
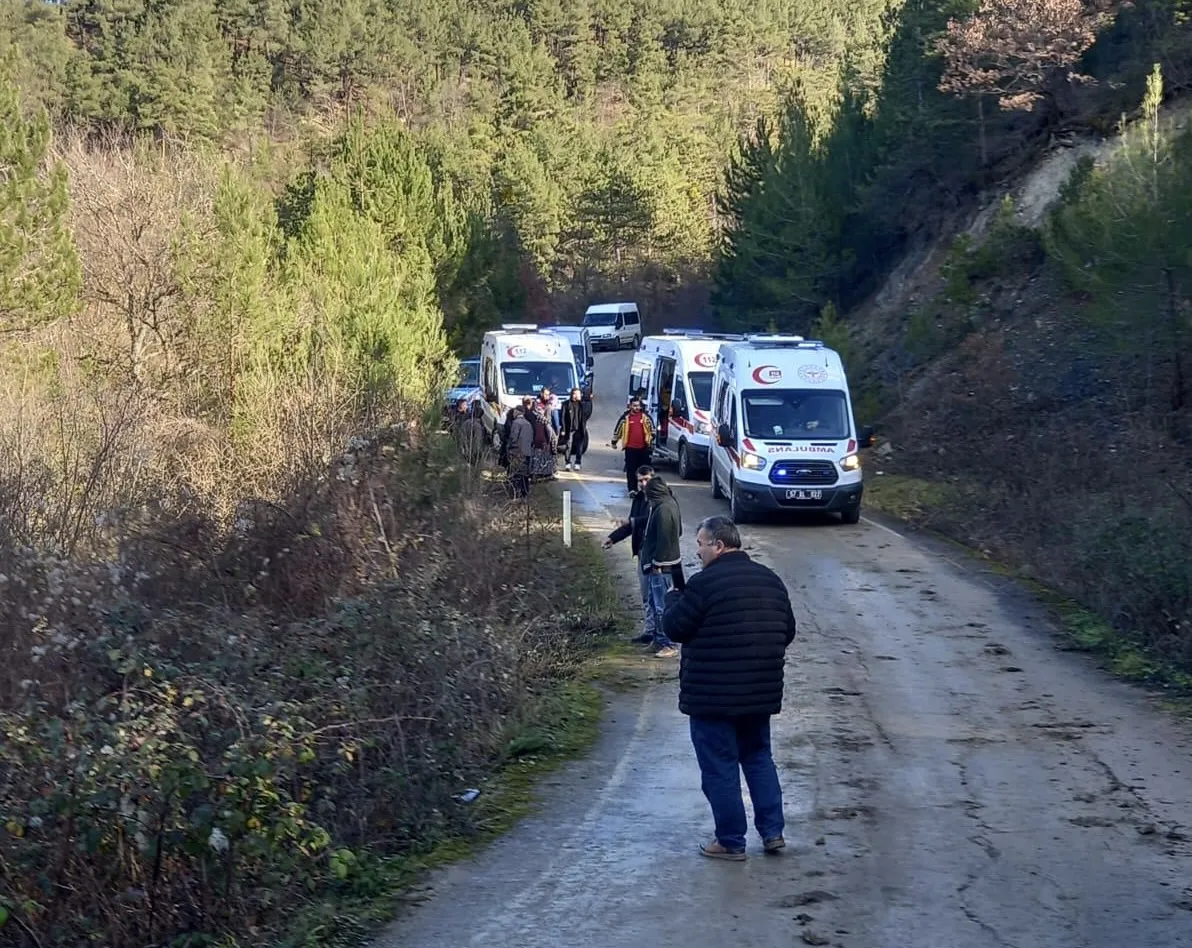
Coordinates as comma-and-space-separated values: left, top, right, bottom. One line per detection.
840, 505, 862, 525
677, 442, 694, 480
711, 467, 725, 500
729, 481, 752, 524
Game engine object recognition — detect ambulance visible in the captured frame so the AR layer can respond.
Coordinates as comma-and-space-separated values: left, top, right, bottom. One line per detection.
479, 325, 579, 444
628, 329, 744, 479
551, 325, 595, 395
707, 334, 874, 524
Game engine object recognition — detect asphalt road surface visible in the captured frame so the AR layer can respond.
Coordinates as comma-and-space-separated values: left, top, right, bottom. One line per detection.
376, 349, 1192, 948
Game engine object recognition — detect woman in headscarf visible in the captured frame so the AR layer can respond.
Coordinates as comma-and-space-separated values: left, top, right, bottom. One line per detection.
527, 399, 558, 480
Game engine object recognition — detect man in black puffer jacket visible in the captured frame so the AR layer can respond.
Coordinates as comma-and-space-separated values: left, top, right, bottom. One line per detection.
662, 515, 797, 861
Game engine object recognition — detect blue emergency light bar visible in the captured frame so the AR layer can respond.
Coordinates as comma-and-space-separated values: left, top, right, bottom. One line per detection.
501, 323, 539, 332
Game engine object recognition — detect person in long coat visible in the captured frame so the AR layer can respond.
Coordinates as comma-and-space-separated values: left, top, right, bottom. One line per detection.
560, 387, 593, 471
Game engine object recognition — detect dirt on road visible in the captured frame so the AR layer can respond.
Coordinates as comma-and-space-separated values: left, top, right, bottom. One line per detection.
375, 350, 1192, 948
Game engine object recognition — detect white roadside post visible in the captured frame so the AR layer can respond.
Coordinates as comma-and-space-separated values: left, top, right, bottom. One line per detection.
563, 490, 573, 548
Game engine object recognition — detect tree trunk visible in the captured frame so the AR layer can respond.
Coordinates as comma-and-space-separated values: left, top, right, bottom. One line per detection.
977, 95, 988, 168
1165, 267, 1186, 416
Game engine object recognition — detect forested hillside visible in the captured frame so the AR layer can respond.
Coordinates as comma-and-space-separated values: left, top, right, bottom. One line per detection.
2, 0, 897, 351
1, 2, 904, 946
6, 0, 1192, 944
711, 0, 1192, 680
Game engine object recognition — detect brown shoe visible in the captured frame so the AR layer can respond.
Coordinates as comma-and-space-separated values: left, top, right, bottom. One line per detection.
763, 836, 785, 854
700, 840, 746, 861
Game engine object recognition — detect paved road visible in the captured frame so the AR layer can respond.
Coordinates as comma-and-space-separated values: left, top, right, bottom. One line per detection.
377, 349, 1192, 948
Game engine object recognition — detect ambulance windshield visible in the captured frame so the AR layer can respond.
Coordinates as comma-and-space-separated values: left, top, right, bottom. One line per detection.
501, 362, 577, 396
687, 372, 714, 410
742, 389, 850, 440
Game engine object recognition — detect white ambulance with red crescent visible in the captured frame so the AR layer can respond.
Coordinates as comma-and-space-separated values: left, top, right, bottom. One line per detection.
480, 324, 580, 445
629, 330, 745, 479
708, 333, 874, 524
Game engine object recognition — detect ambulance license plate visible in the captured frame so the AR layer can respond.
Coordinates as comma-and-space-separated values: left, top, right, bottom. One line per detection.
786, 489, 823, 500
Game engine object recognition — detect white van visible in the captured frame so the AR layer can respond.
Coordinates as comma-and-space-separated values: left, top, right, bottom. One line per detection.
582, 302, 641, 351
552, 325, 595, 395
479, 324, 579, 443
628, 329, 744, 479
708, 334, 874, 524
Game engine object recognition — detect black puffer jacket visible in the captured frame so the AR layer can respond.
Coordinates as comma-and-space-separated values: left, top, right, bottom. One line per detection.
662, 551, 796, 717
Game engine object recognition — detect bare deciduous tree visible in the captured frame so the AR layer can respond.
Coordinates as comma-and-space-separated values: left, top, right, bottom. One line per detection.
936, 0, 1121, 164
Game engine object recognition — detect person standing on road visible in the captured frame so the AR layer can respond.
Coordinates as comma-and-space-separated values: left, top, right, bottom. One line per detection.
638, 474, 682, 658
499, 396, 534, 469
611, 397, 654, 495
561, 387, 592, 471
662, 516, 797, 861
603, 465, 660, 645
537, 385, 561, 434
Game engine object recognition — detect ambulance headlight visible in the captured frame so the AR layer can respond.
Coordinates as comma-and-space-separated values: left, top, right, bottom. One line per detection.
841, 453, 861, 472
741, 452, 767, 471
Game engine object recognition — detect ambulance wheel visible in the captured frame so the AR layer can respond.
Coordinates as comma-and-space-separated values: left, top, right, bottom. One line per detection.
677, 442, 694, 480
711, 468, 725, 500
840, 505, 862, 525
730, 482, 752, 524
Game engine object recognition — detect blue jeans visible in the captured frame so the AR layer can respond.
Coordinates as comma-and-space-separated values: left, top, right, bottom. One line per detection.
636, 562, 656, 637
689, 715, 784, 851
644, 569, 675, 647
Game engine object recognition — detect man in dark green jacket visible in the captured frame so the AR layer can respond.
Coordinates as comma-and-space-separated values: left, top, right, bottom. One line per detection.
603, 465, 657, 644
639, 475, 682, 657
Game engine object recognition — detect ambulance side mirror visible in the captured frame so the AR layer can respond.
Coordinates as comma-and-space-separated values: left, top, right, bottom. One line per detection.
858, 425, 875, 449
717, 423, 732, 446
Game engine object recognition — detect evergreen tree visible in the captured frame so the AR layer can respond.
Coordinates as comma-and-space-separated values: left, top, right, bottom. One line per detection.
0, 58, 80, 335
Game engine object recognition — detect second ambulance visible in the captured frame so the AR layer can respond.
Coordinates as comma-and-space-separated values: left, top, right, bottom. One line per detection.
629, 329, 742, 479
708, 333, 873, 524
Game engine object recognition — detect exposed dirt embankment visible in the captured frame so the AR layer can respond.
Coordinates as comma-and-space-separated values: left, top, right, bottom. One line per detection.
850, 99, 1192, 685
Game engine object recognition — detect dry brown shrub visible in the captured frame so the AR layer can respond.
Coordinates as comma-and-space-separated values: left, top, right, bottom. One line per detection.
0, 420, 614, 947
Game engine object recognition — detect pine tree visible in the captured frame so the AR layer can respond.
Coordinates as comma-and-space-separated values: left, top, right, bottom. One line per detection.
0, 57, 80, 335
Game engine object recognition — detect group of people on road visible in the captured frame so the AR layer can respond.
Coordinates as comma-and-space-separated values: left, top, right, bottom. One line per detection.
498, 387, 593, 497
602, 463, 798, 862
447, 385, 593, 498
458, 373, 800, 863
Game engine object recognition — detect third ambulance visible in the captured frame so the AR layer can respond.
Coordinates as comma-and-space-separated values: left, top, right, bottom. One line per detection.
628, 329, 743, 479
707, 333, 874, 524
479, 324, 579, 445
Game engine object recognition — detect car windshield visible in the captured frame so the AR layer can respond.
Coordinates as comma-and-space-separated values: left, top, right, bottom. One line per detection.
458, 361, 480, 387
583, 312, 618, 326
687, 372, 713, 410
742, 389, 850, 440
501, 361, 577, 396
